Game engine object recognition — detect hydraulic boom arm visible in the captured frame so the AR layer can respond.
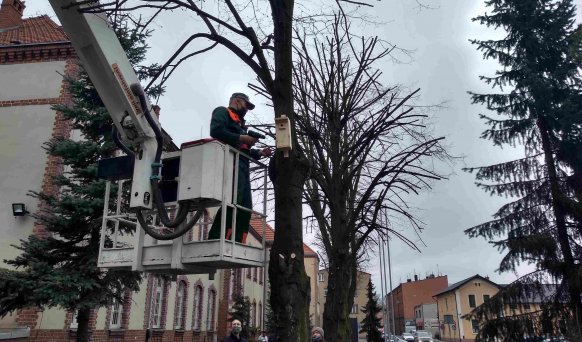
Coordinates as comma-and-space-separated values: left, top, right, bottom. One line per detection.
48, 0, 157, 209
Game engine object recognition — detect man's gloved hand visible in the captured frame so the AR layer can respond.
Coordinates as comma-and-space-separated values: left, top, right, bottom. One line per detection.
260, 147, 272, 157
240, 135, 258, 145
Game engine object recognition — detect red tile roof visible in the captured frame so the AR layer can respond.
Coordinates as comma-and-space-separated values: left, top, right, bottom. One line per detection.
0, 15, 68, 46
249, 215, 318, 257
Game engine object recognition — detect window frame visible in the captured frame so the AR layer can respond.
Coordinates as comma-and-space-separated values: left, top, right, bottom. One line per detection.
192, 285, 203, 331
70, 310, 79, 329
258, 302, 263, 328
468, 294, 476, 308
251, 301, 257, 327
206, 289, 216, 331
110, 299, 123, 329
471, 319, 479, 334
151, 277, 164, 329
175, 281, 187, 330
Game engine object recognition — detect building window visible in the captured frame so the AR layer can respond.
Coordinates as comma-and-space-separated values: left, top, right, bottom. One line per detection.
523, 303, 530, 311
110, 300, 122, 329
151, 277, 164, 328
259, 267, 263, 284
350, 304, 358, 314
324, 288, 327, 297
318, 273, 324, 282
192, 285, 203, 331
70, 310, 79, 329
509, 303, 518, 310
247, 268, 252, 279
251, 301, 257, 327
206, 289, 216, 331
483, 294, 490, 302
253, 267, 258, 282
445, 297, 448, 310
175, 281, 187, 329
468, 294, 476, 308
258, 302, 263, 328
232, 269, 243, 299
444, 315, 454, 324
472, 319, 479, 333
200, 210, 209, 240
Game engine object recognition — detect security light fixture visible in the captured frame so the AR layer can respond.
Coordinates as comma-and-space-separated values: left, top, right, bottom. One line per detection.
12, 203, 28, 217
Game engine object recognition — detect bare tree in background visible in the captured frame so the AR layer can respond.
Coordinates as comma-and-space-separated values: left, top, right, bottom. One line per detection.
292, 13, 447, 341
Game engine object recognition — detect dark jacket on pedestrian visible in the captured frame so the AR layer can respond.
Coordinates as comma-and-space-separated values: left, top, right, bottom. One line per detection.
221, 332, 247, 342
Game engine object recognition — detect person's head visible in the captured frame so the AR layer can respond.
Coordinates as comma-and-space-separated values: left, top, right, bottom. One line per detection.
311, 327, 324, 342
261, 331, 267, 336
231, 319, 242, 335
229, 92, 255, 116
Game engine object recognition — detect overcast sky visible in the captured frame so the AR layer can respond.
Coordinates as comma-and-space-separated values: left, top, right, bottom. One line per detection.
24, 1, 582, 292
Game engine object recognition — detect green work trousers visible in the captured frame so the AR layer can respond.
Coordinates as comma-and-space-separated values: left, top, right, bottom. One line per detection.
207, 155, 252, 243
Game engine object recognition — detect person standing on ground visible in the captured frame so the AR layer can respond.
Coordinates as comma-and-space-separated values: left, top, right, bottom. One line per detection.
311, 327, 325, 342
221, 319, 247, 342
258, 330, 268, 342
207, 92, 271, 243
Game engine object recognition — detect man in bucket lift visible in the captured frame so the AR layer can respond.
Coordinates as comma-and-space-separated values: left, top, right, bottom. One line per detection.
207, 93, 271, 243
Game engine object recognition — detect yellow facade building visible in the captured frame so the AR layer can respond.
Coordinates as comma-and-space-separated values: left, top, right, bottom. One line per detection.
434, 274, 500, 342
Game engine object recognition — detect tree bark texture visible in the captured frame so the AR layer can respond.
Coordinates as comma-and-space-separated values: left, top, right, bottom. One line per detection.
268, 0, 311, 341
323, 252, 358, 341
76, 307, 91, 342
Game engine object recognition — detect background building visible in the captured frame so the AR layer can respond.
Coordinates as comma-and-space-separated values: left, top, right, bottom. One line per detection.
414, 303, 439, 336
0, 0, 77, 337
385, 274, 448, 335
434, 274, 500, 342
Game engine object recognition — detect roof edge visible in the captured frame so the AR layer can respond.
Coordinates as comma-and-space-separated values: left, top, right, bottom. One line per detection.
434, 274, 500, 298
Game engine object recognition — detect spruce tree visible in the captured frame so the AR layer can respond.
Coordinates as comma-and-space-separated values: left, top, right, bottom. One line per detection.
0, 15, 162, 342
464, 0, 582, 340
359, 279, 383, 342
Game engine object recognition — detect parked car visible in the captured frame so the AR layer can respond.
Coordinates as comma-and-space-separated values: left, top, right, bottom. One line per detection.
382, 333, 400, 342
402, 332, 415, 341
414, 330, 433, 342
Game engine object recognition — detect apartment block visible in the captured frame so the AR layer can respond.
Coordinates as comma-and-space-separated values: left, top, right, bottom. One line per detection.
385, 274, 448, 335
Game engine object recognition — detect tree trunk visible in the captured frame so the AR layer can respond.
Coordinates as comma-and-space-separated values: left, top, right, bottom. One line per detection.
76, 307, 91, 342
268, 0, 310, 341
323, 252, 357, 341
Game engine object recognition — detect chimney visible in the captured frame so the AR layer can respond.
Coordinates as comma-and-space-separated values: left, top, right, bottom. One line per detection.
0, 0, 25, 29
414, 274, 418, 281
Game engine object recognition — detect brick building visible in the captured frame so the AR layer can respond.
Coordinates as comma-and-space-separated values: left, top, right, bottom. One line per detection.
0, 3, 319, 341
0, 0, 77, 338
385, 274, 448, 335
